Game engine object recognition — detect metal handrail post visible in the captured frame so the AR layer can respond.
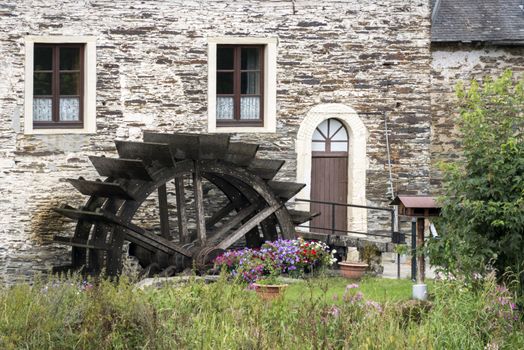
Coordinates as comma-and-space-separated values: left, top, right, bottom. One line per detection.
391, 210, 400, 279
331, 203, 336, 235
411, 218, 417, 282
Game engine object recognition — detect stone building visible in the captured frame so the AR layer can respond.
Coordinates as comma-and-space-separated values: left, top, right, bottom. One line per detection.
430, 0, 524, 189
2, 0, 516, 282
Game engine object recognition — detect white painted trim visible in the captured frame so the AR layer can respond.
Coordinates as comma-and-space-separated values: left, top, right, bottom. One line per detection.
24, 36, 97, 135
296, 103, 368, 233
207, 37, 277, 133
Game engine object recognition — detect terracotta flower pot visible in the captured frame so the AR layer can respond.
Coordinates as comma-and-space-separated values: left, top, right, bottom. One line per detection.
253, 283, 288, 300
338, 261, 368, 279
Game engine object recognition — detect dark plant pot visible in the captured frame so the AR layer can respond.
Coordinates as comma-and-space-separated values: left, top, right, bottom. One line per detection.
338, 262, 369, 279
253, 283, 288, 300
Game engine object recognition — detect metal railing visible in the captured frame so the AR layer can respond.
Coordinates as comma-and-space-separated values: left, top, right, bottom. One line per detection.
294, 198, 395, 240
294, 198, 405, 279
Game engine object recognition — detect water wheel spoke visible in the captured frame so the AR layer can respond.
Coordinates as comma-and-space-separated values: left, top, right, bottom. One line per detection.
210, 203, 261, 244
193, 163, 207, 244
105, 212, 192, 257
260, 215, 279, 241
205, 198, 244, 230
158, 184, 171, 240
125, 229, 191, 257
174, 176, 189, 244
53, 236, 111, 251
216, 204, 281, 250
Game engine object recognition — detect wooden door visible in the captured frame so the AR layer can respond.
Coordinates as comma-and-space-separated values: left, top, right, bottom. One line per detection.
310, 119, 349, 234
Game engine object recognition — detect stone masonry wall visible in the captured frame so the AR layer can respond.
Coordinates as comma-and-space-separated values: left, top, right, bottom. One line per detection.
0, 0, 431, 283
430, 43, 524, 192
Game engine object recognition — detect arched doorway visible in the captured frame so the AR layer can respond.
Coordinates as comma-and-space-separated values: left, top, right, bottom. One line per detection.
310, 118, 349, 233
295, 103, 367, 233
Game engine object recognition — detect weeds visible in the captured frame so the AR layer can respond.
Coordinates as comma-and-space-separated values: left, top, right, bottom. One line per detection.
0, 273, 522, 349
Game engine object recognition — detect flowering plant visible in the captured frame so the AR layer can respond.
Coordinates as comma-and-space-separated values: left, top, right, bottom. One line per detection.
214, 238, 337, 283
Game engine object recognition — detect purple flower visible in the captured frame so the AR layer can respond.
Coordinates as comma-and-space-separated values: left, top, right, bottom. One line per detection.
329, 306, 340, 318
365, 300, 383, 313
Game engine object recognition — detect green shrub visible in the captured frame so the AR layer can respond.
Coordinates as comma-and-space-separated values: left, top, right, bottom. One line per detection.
428, 70, 524, 295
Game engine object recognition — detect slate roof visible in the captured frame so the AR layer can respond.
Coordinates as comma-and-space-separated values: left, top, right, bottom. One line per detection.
431, 0, 524, 43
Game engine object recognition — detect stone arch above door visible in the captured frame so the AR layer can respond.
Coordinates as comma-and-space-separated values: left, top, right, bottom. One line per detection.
296, 103, 368, 233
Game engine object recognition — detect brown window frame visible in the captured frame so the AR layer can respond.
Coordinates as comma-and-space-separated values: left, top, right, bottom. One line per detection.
33, 43, 85, 129
216, 44, 264, 127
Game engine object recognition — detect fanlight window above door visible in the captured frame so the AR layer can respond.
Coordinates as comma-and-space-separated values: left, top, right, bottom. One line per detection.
312, 119, 348, 153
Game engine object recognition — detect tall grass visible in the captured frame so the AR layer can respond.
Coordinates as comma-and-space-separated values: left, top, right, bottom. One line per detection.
0, 274, 522, 349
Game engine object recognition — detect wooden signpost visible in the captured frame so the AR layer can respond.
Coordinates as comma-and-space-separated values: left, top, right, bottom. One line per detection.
391, 195, 441, 299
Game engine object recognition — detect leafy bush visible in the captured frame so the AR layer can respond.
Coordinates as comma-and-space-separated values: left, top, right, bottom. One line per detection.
213, 238, 336, 283
428, 70, 524, 294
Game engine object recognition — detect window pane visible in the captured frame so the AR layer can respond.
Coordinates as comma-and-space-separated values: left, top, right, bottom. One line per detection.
312, 141, 325, 152
34, 46, 53, 71
312, 129, 325, 141
241, 72, 259, 94
60, 97, 80, 121
217, 72, 234, 94
217, 47, 234, 70
60, 47, 80, 70
317, 120, 328, 137
241, 47, 260, 70
33, 97, 52, 121
331, 142, 348, 152
331, 125, 348, 141
217, 97, 234, 120
329, 119, 343, 137
240, 96, 260, 120
60, 72, 80, 95
33, 72, 52, 95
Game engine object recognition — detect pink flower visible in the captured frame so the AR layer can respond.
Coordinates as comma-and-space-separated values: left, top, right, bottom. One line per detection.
329, 306, 340, 318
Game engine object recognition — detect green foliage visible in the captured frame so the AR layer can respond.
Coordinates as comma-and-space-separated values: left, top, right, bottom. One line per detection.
360, 244, 380, 265
428, 70, 524, 290
0, 275, 523, 349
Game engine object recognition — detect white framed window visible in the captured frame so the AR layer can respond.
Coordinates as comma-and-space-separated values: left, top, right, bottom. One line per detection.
24, 36, 96, 134
207, 37, 277, 133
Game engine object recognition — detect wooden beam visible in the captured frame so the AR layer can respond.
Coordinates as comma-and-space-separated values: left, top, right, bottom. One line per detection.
216, 204, 280, 250
158, 184, 171, 240
53, 236, 110, 251
210, 203, 260, 243
260, 215, 278, 241
267, 181, 306, 201
193, 163, 207, 244
224, 142, 259, 166
416, 217, 425, 283
174, 176, 189, 244
247, 159, 285, 180
55, 206, 193, 257
205, 199, 244, 230
89, 156, 153, 181
288, 209, 321, 225
115, 140, 175, 168
245, 227, 263, 248
67, 179, 137, 200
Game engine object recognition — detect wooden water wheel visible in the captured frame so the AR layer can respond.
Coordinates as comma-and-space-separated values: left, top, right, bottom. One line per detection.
52, 132, 318, 277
